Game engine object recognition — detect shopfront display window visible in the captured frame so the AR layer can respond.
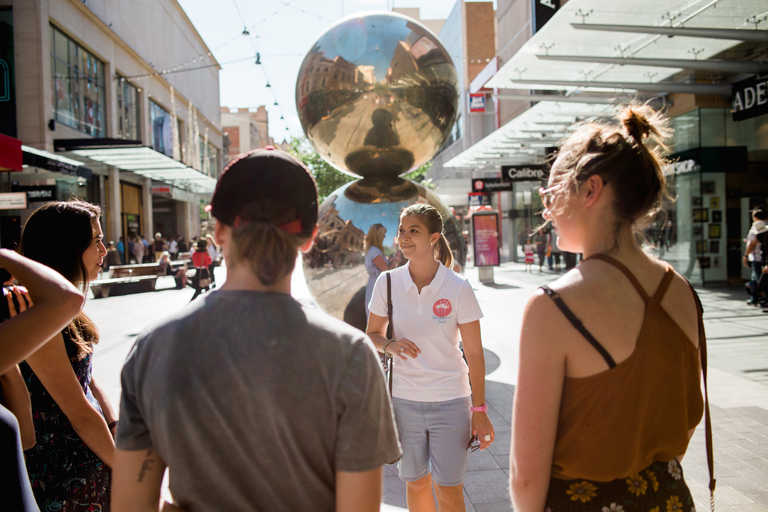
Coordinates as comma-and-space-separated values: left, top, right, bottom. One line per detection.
50, 25, 105, 136
117, 77, 140, 140
150, 100, 173, 157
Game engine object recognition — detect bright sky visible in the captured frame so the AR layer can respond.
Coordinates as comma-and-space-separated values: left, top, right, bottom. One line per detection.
176, 0, 486, 142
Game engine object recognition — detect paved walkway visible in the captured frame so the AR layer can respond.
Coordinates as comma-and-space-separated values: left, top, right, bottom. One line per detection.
378, 261, 768, 512
87, 260, 768, 511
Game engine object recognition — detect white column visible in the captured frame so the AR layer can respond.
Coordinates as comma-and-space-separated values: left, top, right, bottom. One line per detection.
142, 178, 153, 238
108, 167, 122, 248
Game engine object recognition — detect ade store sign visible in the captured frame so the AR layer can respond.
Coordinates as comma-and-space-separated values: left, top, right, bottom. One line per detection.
732, 74, 768, 122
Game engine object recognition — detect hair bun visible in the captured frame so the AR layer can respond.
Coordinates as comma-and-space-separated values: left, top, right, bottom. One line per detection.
621, 106, 652, 142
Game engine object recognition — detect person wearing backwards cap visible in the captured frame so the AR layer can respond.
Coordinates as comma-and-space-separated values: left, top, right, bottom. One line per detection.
112, 147, 402, 512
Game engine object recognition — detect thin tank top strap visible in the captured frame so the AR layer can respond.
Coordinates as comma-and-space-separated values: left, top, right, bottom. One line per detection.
652, 266, 675, 302
540, 285, 617, 369
586, 254, 649, 302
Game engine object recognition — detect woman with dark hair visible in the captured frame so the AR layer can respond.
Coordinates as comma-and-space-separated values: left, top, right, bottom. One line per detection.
367, 203, 494, 512
112, 148, 400, 511
17, 200, 117, 511
510, 105, 709, 511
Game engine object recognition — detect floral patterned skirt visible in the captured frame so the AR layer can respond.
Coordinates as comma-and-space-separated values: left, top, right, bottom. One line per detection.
546, 459, 695, 512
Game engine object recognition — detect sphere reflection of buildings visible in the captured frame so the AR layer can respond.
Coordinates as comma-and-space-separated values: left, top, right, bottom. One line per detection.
296, 12, 464, 329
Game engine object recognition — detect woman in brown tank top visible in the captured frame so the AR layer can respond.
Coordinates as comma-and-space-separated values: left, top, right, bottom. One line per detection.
510, 105, 710, 512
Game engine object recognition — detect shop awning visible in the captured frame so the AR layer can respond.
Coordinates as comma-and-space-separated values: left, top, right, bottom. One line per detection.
486, 0, 767, 94
55, 139, 216, 194
444, 100, 618, 169
446, 0, 766, 171
22, 145, 92, 179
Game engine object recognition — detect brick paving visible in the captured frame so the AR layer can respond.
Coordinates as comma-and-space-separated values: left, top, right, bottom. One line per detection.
87, 260, 768, 511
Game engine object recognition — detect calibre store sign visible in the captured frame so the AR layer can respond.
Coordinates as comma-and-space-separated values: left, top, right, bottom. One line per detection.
732, 74, 768, 122
501, 165, 548, 182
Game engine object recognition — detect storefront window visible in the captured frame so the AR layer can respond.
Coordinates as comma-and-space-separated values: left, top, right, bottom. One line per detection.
199, 141, 219, 177
50, 25, 105, 136
117, 77, 140, 140
150, 100, 173, 157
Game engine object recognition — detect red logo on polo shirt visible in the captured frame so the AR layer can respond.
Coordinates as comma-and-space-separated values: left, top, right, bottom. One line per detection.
433, 299, 452, 318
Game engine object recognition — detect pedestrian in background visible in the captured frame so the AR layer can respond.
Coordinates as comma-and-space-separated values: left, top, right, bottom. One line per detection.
535, 230, 547, 272
104, 241, 121, 272
153, 232, 166, 262
17, 200, 118, 511
0, 249, 84, 512
367, 203, 494, 512
132, 235, 144, 264
189, 238, 212, 301
112, 148, 400, 512
744, 209, 768, 306
204, 233, 219, 288
364, 223, 400, 319
168, 236, 179, 261
510, 105, 708, 511
523, 237, 534, 272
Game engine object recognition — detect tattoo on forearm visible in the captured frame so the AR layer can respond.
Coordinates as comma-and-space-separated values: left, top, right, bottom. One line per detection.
137, 449, 155, 482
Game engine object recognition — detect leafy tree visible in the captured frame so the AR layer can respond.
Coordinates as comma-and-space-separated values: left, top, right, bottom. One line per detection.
288, 137, 354, 203
288, 136, 435, 201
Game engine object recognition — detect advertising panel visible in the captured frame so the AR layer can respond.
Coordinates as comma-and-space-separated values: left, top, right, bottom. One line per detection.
472, 212, 500, 267
469, 93, 486, 112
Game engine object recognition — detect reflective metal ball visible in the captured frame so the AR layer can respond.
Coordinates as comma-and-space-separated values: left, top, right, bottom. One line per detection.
302, 179, 466, 329
295, 12, 459, 178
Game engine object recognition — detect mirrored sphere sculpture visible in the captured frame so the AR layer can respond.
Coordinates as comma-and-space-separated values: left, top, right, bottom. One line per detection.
296, 12, 463, 327
296, 11, 459, 179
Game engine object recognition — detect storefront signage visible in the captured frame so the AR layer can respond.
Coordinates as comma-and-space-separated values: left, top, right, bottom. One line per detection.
12, 184, 56, 202
668, 147, 748, 174
532, 0, 559, 33
667, 159, 700, 175
732, 74, 768, 122
472, 212, 500, 267
0, 192, 27, 210
469, 93, 485, 112
22, 148, 92, 179
152, 186, 171, 195
501, 165, 547, 182
471, 178, 512, 192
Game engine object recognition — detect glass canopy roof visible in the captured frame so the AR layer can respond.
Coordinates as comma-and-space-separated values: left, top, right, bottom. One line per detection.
445, 0, 766, 169
68, 147, 217, 194
487, 0, 767, 92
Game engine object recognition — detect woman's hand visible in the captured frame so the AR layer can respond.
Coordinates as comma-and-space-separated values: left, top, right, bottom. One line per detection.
7, 284, 32, 315
385, 338, 421, 361
472, 411, 495, 451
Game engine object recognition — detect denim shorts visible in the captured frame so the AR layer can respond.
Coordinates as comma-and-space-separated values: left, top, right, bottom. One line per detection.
391, 396, 472, 487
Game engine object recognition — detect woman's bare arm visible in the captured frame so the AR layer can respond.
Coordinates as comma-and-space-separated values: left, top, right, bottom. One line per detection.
510, 292, 565, 512
0, 365, 35, 449
24, 333, 115, 466
0, 249, 83, 374
460, 320, 494, 450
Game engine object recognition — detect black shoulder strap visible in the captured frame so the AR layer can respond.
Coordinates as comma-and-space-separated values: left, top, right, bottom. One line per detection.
687, 282, 716, 510
385, 272, 394, 395
540, 285, 617, 369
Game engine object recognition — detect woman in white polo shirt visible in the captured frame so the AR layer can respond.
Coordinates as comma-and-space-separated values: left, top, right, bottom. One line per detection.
367, 203, 494, 512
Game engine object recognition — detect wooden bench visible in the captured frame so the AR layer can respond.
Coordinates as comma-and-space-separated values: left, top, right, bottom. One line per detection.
90, 275, 159, 298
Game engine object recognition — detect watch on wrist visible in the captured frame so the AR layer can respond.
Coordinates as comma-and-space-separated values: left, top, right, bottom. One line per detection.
470, 404, 488, 413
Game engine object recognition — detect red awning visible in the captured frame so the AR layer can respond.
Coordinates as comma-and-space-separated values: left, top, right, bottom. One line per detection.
0, 133, 22, 172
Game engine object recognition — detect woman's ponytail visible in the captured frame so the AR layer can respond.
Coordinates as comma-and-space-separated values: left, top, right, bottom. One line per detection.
435, 233, 454, 270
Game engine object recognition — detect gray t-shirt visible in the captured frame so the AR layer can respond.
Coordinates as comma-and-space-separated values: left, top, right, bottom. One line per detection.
117, 290, 401, 511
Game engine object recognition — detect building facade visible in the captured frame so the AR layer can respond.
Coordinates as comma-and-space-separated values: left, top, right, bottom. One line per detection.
445, 0, 768, 286
221, 106, 273, 162
0, 0, 222, 258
